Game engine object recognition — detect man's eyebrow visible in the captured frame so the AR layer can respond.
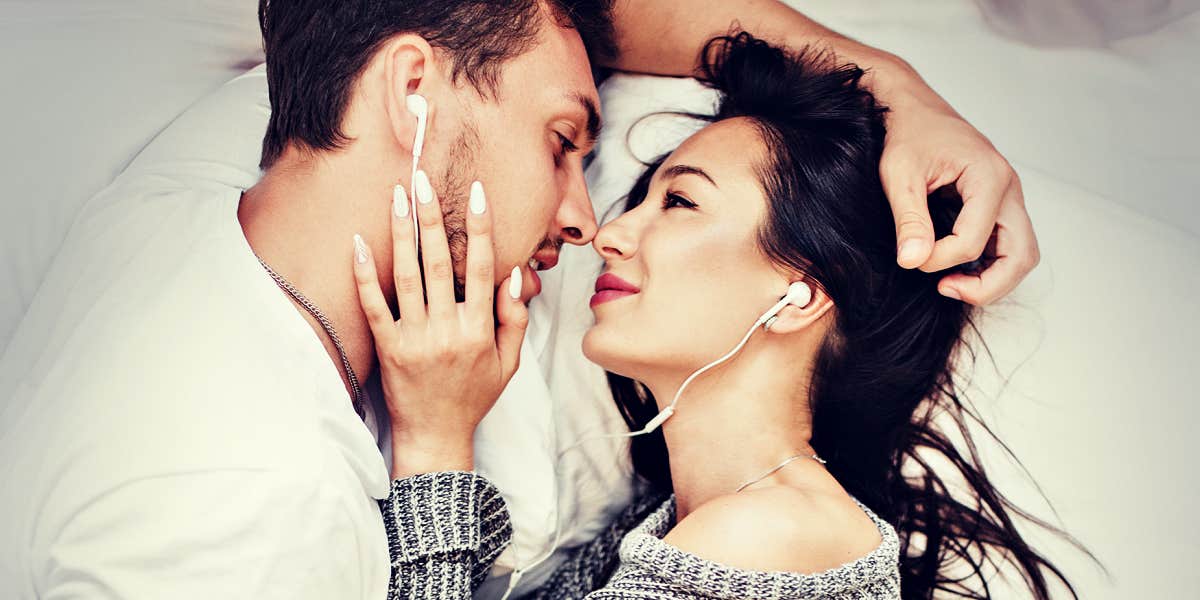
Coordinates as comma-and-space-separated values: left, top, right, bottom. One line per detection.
663, 164, 718, 188
570, 92, 602, 147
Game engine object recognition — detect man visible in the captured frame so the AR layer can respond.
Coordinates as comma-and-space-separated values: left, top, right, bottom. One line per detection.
0, 1, 1036, 598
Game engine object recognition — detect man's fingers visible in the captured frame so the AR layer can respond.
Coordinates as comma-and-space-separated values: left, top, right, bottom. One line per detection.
496, 267, 529, 378
938, 256, 1020, 306
938, 188, 1038, 305
390, 184, 426, 324
351, 234, 397, 345
464, 181, 496, 318
412, 170, 457, 318
880, 155, 936, 269
920, 163, 1008, 273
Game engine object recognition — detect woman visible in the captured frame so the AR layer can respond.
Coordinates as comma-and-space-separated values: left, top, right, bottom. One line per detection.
353, 33, 1083, 599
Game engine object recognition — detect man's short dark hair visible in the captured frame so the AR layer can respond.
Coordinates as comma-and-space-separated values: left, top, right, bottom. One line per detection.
257, 0, 616, 169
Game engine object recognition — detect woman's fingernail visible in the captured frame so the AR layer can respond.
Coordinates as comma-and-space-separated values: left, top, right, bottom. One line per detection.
941, 286, 962, 301
508, 267, 523, 300
354, 234, 369, 265
393, 184, 409, 218
469, 181, 486, 215
414, 170, 433, 205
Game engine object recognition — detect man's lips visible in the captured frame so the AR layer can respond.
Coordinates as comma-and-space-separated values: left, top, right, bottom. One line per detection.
531, 248, 560, 271
591, 273, 640, 308
515, 248, 558, 303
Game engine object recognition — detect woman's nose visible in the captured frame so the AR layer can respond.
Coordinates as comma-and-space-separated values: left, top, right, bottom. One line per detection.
593, 215, 636, 260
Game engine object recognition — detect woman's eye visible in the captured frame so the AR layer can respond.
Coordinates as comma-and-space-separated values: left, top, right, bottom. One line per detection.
662, 193, 697, 210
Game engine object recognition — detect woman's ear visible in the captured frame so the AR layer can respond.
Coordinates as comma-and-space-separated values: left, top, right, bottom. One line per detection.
380, 35, 437, 155
764, 283, 834, 335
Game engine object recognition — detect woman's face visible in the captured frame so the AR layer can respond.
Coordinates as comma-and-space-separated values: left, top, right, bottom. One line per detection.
583, 118, 795, 381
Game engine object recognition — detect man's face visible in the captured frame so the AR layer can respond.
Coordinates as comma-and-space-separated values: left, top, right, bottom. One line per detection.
433, 20, 601, 302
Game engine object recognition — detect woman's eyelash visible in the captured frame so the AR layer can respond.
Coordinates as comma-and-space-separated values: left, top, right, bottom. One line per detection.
662, 192, 698, 210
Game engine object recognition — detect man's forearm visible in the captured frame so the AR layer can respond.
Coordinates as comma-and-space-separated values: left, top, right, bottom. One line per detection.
606, 0, 940, 110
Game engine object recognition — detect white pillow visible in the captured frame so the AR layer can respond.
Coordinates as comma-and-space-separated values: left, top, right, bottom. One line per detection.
0, 0, 263, 351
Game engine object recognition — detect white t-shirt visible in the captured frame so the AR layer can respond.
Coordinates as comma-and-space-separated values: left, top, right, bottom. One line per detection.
0, 184, 392, 599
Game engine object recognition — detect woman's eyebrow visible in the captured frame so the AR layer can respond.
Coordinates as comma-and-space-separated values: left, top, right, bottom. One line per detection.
663, 164, 718, 188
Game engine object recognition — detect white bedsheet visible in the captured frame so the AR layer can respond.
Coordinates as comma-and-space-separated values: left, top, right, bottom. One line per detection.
1, 1, 1197, 598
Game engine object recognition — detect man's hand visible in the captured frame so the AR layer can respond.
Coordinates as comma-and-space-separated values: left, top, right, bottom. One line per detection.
880, 86, 1039, 305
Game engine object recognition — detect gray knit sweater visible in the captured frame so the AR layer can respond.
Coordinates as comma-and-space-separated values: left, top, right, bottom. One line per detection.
379, 473, 901, 599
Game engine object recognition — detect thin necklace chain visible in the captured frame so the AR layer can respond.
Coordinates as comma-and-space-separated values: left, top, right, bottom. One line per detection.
735, 452, 826, 494
256, 255, 364, 418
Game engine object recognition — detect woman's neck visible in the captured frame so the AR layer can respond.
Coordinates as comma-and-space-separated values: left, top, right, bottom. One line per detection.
643, 344, 817, 520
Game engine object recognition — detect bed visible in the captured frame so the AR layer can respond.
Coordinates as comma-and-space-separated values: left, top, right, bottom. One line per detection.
1, 1, 1196, 597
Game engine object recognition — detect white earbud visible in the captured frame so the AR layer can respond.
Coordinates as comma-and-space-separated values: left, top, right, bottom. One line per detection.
757, 281, 813, 330
405, 94, 428, 159
405, 94, 428, 250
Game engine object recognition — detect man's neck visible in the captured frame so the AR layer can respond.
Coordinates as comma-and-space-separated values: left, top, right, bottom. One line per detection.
238, 150, 401, 401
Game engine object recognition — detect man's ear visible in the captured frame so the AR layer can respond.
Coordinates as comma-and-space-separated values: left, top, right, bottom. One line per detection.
380, 35, 437, 155
764, 283, 834, 335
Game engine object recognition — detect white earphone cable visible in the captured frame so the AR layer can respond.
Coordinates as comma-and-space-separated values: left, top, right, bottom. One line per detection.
499, 312, 772, 599
410, 159, 420, 252
406, 94, 427, 253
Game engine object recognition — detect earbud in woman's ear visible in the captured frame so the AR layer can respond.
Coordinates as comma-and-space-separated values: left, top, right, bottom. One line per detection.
759, 281, 812, 332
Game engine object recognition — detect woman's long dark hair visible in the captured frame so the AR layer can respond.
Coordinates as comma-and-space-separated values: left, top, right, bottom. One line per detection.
608, 32, 1092, 599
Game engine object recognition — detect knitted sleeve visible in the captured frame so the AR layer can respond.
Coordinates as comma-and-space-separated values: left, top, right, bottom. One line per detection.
526, 492, 668, 600
378, 471, 512, 599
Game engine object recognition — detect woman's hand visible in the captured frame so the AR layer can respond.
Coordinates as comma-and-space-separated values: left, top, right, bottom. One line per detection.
352, 171, 528, 479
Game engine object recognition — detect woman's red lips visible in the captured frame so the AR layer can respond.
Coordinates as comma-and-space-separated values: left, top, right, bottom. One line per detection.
591, 273, 640, 308
594, 273, 639, 293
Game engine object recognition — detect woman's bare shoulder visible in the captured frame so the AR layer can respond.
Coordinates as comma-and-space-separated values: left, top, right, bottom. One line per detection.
663, 486, 882, 574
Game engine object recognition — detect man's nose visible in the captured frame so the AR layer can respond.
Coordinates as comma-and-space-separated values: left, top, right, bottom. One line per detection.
555, 169, 597, 246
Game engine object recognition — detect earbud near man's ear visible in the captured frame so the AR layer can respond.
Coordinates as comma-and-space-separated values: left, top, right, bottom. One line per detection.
758, 281, 813, 331
405, 94, 428, 159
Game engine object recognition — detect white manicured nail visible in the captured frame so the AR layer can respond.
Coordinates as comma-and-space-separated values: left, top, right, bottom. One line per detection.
393, 184, 409, 218
354, 234, 368, 264
414, 170, 434, 205
508, 267, 523, 300
469, 181, 486, 215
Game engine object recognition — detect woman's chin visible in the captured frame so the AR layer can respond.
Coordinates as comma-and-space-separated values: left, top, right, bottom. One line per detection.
582, 327, 648, 382
581, 327, 607, 367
